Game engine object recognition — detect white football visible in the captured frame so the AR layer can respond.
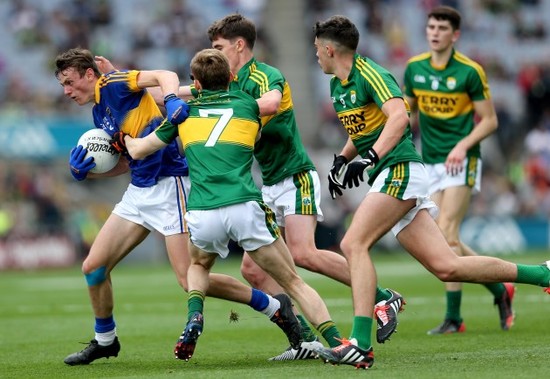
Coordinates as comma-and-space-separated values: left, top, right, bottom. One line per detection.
76, 128, 120, 174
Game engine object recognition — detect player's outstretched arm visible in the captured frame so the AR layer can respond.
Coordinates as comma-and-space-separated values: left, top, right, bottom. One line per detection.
125, 131, 168, 160
256, 89, 281, 117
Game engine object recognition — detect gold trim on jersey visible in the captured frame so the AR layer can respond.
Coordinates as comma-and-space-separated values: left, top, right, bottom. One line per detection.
97, 71, 139, 90
180, 116, 258, 148
413, 89, 473, 119
260, 81, 293, 127
338, 103, 386, 138
122, 94, 163, 136
453, 51, 490, 98
356, 58, 392, 102
406, 52, 431, 65
249, 62, 269, 95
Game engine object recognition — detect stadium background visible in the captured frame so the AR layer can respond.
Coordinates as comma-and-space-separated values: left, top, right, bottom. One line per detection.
1, 0, 550, 270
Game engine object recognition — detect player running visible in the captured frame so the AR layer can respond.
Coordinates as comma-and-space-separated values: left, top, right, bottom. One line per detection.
312, 15, 550, 370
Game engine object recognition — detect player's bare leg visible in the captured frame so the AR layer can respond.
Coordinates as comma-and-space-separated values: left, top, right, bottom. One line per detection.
315, 192, 410, 368
284, 214, 350, 283
65, 214, 149, 365
248, 238, 333, 328
165, 233, 255, 303
428, 186, 515, 334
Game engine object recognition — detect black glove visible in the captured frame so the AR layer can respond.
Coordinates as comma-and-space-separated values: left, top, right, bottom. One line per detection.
342, 148, 379, 189
328, 154, 348, 199
109, 131, 128, 154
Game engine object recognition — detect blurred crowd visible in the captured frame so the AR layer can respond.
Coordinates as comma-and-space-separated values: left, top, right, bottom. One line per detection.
1, 0, 550, 257
308, 0, 550, 220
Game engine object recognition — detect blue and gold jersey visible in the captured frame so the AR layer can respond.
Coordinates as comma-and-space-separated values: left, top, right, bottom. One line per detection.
330, 54, 422, 185
92, 70, 187, 187
155, 89, 262, 210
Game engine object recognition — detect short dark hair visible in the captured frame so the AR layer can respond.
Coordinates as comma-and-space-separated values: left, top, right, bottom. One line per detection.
54, 48, 101, 79
190, 49, 231, 91
428, 6, 461, 30
313, 15, 359, 52
207, 13, 256, 49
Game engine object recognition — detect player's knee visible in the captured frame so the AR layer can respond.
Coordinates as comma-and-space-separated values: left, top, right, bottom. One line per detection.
291, 249, 317, 271
431, 262, 459, 282
240, 260, 264, 287
83, 265, 108, 286
339, 235, 364, 260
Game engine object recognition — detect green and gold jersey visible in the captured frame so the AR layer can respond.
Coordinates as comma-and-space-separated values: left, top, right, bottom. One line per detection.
330, 53, 422, 185
155, 89, 262, 210
230, 57, 315, 186
403, 49, 491, 163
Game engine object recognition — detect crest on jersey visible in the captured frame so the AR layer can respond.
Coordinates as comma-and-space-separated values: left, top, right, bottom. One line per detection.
350, 90, 357, 104
431, 79, 439, 90
446, 77, 457, 90
391, 178, 402, 188
302, 196, 312, 206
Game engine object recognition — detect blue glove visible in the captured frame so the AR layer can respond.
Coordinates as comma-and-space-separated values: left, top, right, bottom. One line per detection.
69, 145, 96, 181
342, 148, 379, 189
327, 154, 348, 199
164, 93, 190, 124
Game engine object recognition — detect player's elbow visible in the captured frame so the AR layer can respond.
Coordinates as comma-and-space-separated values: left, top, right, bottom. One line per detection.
259, 102, 279, 117
127, 147, 146, 160
490, 115, 499, 132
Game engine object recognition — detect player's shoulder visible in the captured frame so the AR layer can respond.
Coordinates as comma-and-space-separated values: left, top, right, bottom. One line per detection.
405, 52, 431, 66
99, 70, 140, 92
452, 50, 485, 74
249, 59, 282, 78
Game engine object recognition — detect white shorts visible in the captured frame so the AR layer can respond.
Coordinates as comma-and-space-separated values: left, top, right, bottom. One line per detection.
426, 157, 482, 195
369, 162, 438, 236
261, 170, 324, 226
113, 176, 190, 236
185, 201, 280, 258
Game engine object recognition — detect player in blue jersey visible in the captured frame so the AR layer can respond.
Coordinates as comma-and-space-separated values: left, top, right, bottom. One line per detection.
56, 48, 297, 365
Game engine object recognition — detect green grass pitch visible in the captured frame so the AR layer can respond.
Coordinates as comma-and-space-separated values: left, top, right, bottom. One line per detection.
2, 250, 549, 379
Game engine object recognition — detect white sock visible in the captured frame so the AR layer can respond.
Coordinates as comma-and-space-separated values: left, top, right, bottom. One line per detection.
95, 329, 116, 346
261, 295, 281, 319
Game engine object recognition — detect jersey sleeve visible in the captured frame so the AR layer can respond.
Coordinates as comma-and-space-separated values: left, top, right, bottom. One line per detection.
100, 70, 142, 108
467, 66, 491, 102
402, 64, 414, 97
253, 65, 284, 97
154, 119, 179, 144
362, 68, 404, 109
